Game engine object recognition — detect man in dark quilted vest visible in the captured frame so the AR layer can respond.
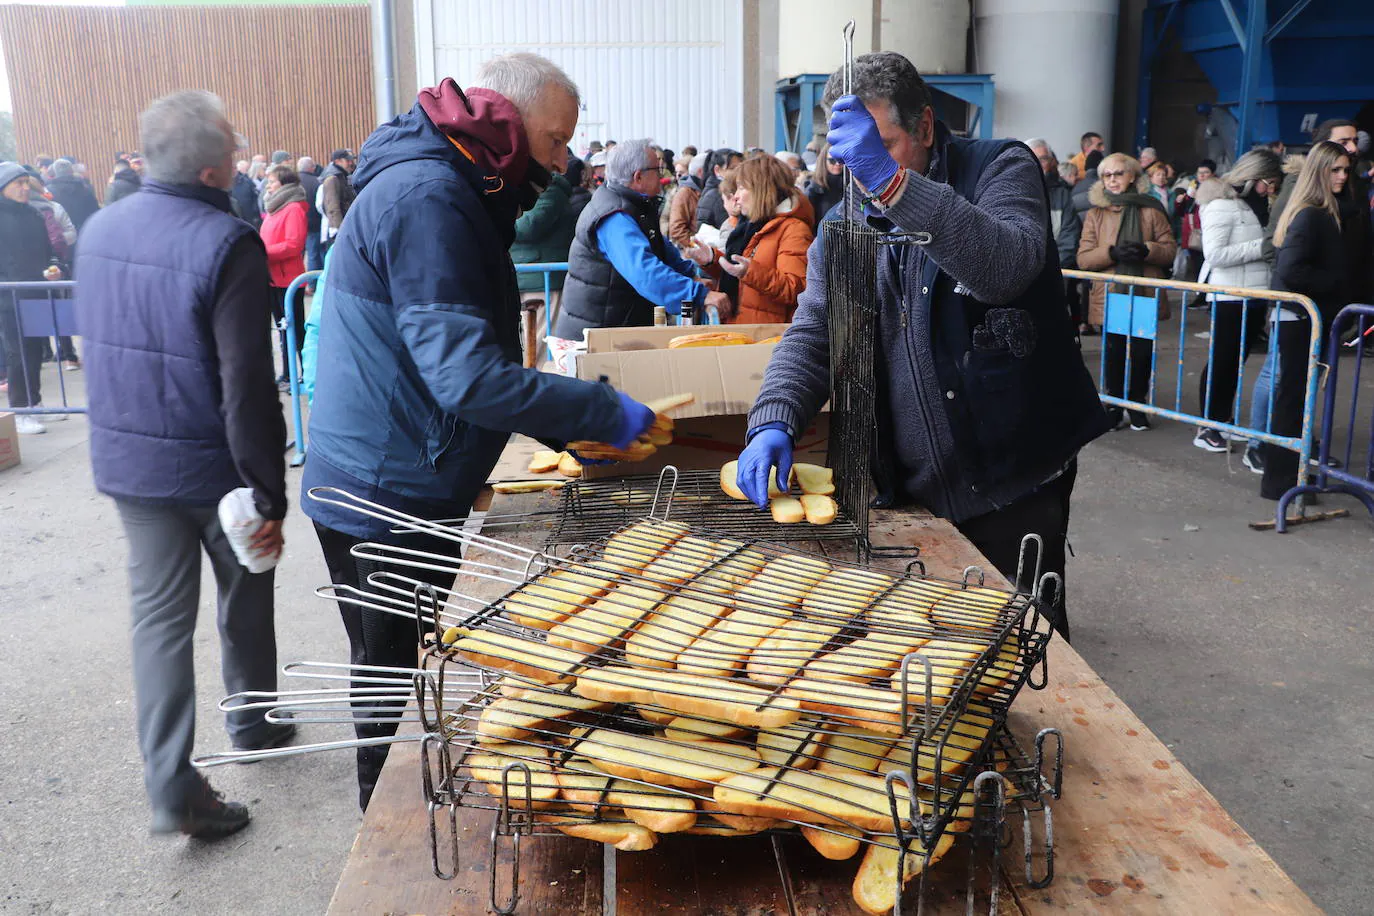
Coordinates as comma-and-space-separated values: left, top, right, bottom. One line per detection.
740, 53, 1109, 640
77, 90, 291, 840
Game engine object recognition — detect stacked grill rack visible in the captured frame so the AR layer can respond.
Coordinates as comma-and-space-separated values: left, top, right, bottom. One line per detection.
299, 486, 1063, 913
547, 467, 866, 556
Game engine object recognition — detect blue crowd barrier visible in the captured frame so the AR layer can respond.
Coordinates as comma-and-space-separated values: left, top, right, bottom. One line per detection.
1276, 303, 1374, 532
281, 270, 322, 468
0, 280, 84, 416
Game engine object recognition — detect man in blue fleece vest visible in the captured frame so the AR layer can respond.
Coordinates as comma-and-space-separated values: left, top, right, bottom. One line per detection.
739, 53, 1109, 640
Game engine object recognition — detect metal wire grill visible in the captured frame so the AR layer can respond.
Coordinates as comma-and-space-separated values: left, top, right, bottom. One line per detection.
823, 219, 883, 552
547, 468, 863, 553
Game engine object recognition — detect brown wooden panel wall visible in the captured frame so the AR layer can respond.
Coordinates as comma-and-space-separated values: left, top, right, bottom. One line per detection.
0, 4, 375, 201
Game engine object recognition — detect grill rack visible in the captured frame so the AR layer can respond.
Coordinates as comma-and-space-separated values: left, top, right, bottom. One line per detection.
302, 486, 1061, 912
547, 466, 866, 557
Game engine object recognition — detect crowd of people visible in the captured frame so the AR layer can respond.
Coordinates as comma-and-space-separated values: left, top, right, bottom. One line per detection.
0, 144, 358, 435
1, 47, 1370, 843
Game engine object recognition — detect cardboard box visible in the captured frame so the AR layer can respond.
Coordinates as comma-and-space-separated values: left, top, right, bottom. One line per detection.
577, 324, 788, 420
0, 413, 21, 472
573, 324, 825, 480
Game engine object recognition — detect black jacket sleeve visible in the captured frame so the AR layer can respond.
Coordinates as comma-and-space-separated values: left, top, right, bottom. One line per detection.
211, 235, 288, 520
1275, 208, 1343, 304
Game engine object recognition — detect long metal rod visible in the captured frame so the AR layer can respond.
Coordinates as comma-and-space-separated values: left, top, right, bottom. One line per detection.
842, 19, 857, 218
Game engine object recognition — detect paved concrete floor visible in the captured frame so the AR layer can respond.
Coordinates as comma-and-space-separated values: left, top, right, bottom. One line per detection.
1, 350, 1370, 914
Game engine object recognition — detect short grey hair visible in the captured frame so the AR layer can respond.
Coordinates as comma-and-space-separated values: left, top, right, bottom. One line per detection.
472, 52, 580, 117
606, 138, 656, 186
51, 158, 75, 178
139, 90, 234, 185
775, 150, 801, 168
1139, 146, 1158, 160
297, 156, 315, 172
822, 52, 932, 139
688, 152, 708, 177
1058, 161, 1079, 182
1024, 138, 1053, 157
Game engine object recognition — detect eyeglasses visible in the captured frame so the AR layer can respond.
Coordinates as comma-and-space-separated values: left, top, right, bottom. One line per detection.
1099, 170, 1129, 179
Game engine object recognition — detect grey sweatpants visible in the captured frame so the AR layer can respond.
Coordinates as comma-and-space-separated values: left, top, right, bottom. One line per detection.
115, 500, 279, 811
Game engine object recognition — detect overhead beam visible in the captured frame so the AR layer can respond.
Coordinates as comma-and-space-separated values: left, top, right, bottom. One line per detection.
1264, 0, 1313, 43
1217, 0, 1247, 50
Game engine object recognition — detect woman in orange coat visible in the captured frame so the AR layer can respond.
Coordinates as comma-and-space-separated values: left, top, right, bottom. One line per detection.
708, 156, 815, 324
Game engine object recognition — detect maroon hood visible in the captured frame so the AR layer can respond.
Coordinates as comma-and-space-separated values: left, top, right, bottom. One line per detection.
417, 79, 530, 187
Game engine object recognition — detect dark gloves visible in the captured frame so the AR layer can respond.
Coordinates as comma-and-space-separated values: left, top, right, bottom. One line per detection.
1109, 241, 1149, 264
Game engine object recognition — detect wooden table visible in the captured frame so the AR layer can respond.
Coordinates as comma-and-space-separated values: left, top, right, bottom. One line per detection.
327, 492, 1319, 915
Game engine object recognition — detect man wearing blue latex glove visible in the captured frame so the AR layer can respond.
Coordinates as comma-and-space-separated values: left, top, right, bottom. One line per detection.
738, 424, 793, 507
553, 139, 731, 342
744, 52, 1110, 641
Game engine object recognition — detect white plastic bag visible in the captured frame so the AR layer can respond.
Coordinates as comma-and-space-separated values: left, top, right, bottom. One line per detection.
545, 335, 587, 378
217, 487, 280, 574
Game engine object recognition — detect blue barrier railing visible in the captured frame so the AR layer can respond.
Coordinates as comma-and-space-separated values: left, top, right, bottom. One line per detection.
1276, 303, 1374, 532
281, 270, 322, 468
1064, 270, 1324, 528
0, 280, 84, 416
514, 262, 567, 347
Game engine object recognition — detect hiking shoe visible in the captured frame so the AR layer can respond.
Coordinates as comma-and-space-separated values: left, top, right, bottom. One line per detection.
231, 722, 298, 762
150, 776, 251, 840
1243, 447, 1264, 475
15, 416, 47, 435
1193, 428, 1227, 452
1129, 415, 1153, 431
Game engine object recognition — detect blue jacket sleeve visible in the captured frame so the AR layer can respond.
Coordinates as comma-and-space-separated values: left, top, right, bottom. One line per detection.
381, 182, 624, 443
301, 249, 331, 404
597, 212, 706, 312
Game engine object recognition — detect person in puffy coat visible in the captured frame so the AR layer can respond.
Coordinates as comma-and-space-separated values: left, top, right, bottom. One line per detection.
706, 155, 815, 324
511, 171, 575, 291
1191, 150, 1283, 453
1077, 152, 1177, 431
0, 162, 54, 432
259, 165, 309, 383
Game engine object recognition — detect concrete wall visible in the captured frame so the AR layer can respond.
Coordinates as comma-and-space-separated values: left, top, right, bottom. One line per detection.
777, 0, 967, 79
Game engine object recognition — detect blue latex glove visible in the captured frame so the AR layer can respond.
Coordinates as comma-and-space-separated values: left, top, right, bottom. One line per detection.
610, 391, 657, 450
825, 94, 899, 194
566, 450, 614, 467
738, 426, 793, 509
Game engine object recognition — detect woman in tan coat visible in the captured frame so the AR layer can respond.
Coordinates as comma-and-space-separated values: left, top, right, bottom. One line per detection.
1077, 152, 1178, 430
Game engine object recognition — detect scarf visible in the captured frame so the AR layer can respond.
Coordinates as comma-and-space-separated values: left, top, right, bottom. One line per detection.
719, 217, 761, 305
264, 182, 306, 215
1106, 189, 1165, 277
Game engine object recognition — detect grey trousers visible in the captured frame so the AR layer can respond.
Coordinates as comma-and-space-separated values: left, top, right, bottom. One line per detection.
115, 500, 279, 811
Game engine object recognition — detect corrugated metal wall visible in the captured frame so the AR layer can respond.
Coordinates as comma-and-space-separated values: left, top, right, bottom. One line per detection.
0, 5, 374, 200
415, 0, 745, 152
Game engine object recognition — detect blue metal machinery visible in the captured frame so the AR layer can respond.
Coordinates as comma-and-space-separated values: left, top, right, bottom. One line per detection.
1138, 0, 1374, 158
775, 73, 995, 152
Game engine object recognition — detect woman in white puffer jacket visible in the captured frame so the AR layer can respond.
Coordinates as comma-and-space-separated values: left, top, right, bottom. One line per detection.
1193, 149, 1284, 454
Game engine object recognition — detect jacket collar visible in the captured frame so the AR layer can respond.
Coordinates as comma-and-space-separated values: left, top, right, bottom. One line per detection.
142, 179, 234, 213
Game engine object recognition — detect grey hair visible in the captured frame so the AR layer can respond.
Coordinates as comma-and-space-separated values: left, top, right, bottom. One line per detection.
1057, 160, 1079, 182
689, 152, 708, 176
775, 150, 801, 166
139, 90, 233, 185
472, 52, 580, 117
1024, 137, 1049, 152
297, 156, 315, 171
822, 52, 932, 138
51, 158, 74, 178
605, 138, 656, 187
1139, 146, 1158, 160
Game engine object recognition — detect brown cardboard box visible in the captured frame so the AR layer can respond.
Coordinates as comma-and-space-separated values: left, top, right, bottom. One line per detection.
573, 324, 825, 480
576, 323, 789, 420
0, 413, 21, 472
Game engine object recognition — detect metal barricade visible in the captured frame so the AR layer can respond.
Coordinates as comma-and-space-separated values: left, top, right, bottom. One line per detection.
1062, 270, 1323, 492
0, 280, 84, 416
513, 262, 567, 358
1276, 303, 1374, 532
282, 270, 322, 468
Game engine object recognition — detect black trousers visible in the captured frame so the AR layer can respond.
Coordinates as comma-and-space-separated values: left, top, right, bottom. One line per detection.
314, 522, 458, 810
1102, 333, 1154, 424
1260, 319, 1313, 500
1198, 299, 1267, 425
955, 461, 1077, 641
0, 299, 43, 408
270, 286, 306, 382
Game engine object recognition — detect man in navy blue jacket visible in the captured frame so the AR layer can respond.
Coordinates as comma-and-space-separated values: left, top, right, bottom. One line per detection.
739, 53, 1108, 639
303, 53, 657, 808
78, 91, 291, 840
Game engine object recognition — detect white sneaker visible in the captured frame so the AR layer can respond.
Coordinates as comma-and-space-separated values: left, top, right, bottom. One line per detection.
32, 402, 66, 421
15, 415, 47, 435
